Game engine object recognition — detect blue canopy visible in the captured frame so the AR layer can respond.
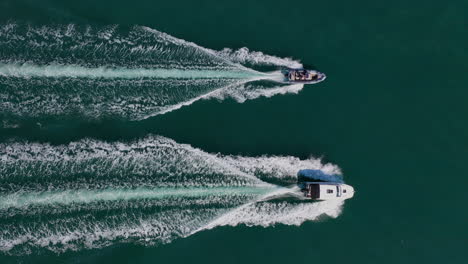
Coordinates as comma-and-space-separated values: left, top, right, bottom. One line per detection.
297, 169, 343, 183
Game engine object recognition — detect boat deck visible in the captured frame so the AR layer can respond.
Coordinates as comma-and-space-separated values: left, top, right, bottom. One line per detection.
288, 71, 318, 81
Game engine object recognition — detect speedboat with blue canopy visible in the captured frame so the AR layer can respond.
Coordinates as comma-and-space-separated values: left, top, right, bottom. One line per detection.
302, 182, 354, 200
282, 68, 326, 84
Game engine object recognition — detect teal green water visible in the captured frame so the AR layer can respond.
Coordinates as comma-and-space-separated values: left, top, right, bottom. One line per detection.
1, 0, 467, 263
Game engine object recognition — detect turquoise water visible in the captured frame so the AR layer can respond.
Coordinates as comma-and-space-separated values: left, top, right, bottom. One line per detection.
1, 0, 467, 263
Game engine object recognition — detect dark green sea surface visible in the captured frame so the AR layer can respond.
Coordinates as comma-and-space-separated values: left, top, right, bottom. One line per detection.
0, 0, 467, 263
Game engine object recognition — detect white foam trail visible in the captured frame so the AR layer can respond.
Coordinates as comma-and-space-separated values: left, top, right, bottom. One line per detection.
0, 24, 300, 71
202, 199, 344, 229
0, 69, 299, 120
216, 47, 303, 69
0, 135, 340, 190
0, 24, 313, 120
139, 27, 303, 71
0, 63, 259, 79
0, 24, 242, 70
0, 136, 270, 189
191, 187, 343, 235
210, 82, 305, 103
0, 78, 240, 120
0, 187, 345, 255
139, 26, 252, 72
0, 186, 274, 209
139, 78, 257, 119
0, 207, 228, 253
0, 136, 345, 255
139, 75, 279, 119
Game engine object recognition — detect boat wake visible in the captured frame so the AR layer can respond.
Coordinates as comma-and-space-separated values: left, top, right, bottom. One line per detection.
0, 136, 344, 255
0, 23, 303, 122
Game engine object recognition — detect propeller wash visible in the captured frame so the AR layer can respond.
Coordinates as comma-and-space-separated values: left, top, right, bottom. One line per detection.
0, 136, 343, 255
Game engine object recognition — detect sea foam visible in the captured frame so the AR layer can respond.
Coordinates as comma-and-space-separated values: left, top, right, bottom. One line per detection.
0, 24, 305, 121
0, 136, 343, 255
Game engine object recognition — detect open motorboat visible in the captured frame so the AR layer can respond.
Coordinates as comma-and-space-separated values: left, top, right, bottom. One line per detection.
296, 169, 354, 200
301, 182, 354, 200
282, 68, 326, 84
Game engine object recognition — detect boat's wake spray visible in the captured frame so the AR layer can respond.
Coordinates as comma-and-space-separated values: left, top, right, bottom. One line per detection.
0, 23, 303, 122
0, 136, 344, 255
0, 23, 339, 255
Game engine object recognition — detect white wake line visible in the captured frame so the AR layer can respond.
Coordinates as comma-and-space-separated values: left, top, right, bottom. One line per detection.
187, 186, 345, 236
137, 76, 259, 120
187, 187, 296, 235
0, 63, 261, 79
0, 186, 276, 209
141, 26, 261, 73
137, 73, 300, 120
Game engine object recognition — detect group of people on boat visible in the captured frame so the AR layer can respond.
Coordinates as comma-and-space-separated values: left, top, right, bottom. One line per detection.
282, 68, 325, 83
289, 70, 318, 81
294, 70, 308, 80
